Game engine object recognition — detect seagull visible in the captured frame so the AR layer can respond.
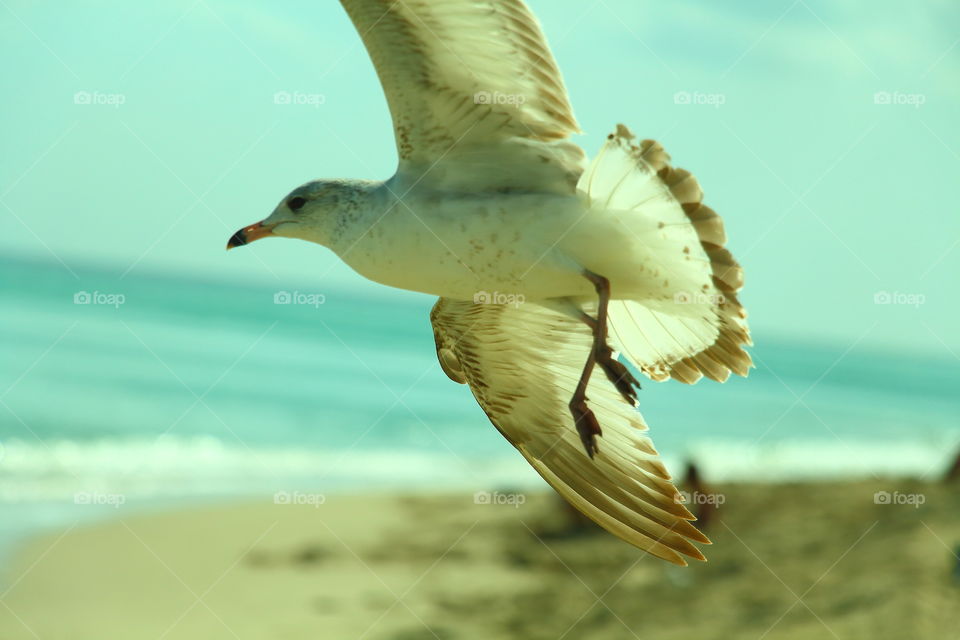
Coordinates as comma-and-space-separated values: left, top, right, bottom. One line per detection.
227, 0, 751, 565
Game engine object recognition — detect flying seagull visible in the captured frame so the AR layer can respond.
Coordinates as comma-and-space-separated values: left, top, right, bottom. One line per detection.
227, 0, 751, 565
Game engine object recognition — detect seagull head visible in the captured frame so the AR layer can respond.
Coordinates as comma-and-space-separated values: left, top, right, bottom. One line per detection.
226, 180, 353, 250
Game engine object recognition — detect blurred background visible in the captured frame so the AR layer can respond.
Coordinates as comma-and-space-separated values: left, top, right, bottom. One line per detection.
1, 1, 958, 638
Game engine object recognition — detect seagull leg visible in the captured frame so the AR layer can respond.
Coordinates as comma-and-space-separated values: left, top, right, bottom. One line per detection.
597, 343, 641, 404
585, 272, 642, 404
569, 271, 643, 458
569, 336, 601, 458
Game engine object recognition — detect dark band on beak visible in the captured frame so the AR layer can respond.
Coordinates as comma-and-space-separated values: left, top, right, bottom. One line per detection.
227, 221, 275, 250
227, 229, 248, 249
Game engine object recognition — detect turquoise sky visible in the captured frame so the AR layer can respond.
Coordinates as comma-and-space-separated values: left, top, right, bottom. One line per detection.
2, 0, 958, 355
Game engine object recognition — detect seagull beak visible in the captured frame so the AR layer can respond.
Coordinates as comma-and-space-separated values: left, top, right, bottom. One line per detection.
226, 221, 275, 250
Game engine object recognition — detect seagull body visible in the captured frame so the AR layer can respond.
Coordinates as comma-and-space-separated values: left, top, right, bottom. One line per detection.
228, 0, 751, 565
296, 179, 591, 301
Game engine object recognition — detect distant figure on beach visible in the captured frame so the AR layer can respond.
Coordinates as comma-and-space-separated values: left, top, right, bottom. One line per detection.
943, 447, 960, 483
953, 546, 960, 585
681, 461, 718, 531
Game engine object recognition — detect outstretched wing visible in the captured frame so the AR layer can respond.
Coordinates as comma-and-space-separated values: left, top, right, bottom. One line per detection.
430, 297, 709, 565
339, 0, 585, 193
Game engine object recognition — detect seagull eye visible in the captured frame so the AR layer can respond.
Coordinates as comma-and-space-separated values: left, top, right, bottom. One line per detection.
287, 196, 307, 211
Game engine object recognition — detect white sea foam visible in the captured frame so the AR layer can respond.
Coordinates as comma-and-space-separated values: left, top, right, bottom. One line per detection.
1, 434, 956, 506
0, 436, 542, 503
666, 436, 958, 482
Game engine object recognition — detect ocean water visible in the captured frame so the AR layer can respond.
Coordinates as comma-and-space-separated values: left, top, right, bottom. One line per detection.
2, 254, 958, 551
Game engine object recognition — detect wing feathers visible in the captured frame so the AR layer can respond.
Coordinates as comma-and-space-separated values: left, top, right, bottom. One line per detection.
430, 298, 709, 565
340, 0, 585, 192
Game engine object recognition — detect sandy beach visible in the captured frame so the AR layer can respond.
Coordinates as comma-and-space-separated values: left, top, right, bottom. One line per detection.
1, 479, 957, 639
